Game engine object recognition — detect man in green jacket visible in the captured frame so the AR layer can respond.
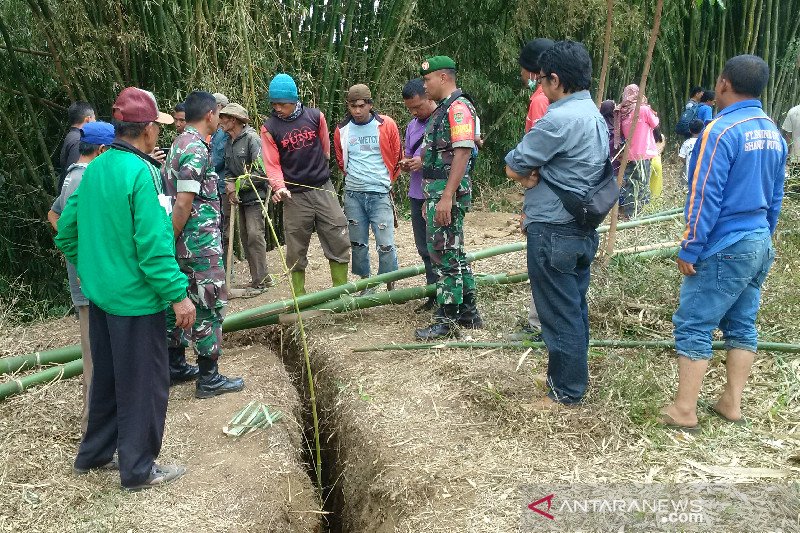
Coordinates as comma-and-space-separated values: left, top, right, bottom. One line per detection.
56, 87, 194, 491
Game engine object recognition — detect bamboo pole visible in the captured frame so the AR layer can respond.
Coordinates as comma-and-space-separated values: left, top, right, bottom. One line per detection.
613, 241, 679, 256
602, 0, 664, 261
0, 359, 83, 401
615, 246, 679, 260
353, 340, 800, 354
595, 0, 614, 106
0, 345, 83, 376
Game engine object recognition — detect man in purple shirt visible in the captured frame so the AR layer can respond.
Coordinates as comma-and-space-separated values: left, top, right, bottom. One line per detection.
400, 78, 439, 311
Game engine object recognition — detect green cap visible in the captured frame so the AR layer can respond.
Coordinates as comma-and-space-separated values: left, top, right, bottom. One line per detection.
420, 56, 457, 75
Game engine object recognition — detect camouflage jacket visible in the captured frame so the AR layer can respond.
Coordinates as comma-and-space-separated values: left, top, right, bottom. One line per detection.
421, 93, 477, 198
162, 125, 223, 259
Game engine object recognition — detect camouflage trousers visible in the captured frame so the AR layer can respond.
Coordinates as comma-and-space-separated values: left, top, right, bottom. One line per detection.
166, 255, 227, 361
425, 190, 476, 306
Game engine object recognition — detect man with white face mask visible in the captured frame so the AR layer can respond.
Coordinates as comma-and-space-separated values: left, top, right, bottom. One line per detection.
521, 38, 555, 133
509, 37, 554, 343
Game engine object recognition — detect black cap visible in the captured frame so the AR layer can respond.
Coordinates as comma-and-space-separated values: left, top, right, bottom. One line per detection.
519, 38, 555, 72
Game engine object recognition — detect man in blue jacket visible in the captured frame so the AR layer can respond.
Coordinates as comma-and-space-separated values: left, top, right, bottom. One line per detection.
661, 55, 786, 431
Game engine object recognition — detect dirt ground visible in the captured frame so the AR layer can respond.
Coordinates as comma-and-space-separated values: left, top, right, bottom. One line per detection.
0, 327, 320, 532
2, 167, 799, 531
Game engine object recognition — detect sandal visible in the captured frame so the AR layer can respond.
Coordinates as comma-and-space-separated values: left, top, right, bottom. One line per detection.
659, 412, 700, 434
706, 404, 748, 426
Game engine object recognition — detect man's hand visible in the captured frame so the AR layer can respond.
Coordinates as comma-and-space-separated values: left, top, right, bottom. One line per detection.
677, 257, 696, 276
434, 195, 453, 226
172, 297, 196, 329
272, 187, 291, 204
505, 165, 540, 189
518, 169, 540, 189
406, 156, 423, 172
151, 148, 167, 164
225, 182, 240, 205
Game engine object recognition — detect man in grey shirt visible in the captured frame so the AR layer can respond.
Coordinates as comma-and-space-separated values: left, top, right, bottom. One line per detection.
47, 121, 114, 435
505, 41, 609, 408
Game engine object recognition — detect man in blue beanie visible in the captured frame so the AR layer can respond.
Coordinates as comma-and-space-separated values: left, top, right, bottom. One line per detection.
261, 73, 351, 296
48, 121, 116, 435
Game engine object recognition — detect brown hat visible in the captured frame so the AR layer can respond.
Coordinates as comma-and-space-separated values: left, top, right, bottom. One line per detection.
347, 84, 372, 102
219, 103, 250, 123
111, 87, 174, 124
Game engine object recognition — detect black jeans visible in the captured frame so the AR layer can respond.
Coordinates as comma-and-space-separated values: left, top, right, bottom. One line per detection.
410, 197, 437, 286
526, 221, 599, 404
74, 304, 170, 487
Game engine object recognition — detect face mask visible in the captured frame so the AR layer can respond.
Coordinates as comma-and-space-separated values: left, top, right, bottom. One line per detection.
528, 76, 538, 91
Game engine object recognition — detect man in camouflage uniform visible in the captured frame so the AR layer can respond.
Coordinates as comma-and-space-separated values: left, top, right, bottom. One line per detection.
162, 91, 245, 399
415, 56, 484, 340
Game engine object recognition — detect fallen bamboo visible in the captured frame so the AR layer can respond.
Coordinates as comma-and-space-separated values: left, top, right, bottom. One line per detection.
613, 241, 680, 255
615, 246, 679, 260
222, 242, 528, 331
0, 359, 83, 401
243, 272, 529, 329
0, 345, 83, 375
353, 339, 800, 353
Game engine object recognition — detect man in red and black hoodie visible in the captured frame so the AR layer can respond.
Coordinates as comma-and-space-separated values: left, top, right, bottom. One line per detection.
261, 73, 351, 296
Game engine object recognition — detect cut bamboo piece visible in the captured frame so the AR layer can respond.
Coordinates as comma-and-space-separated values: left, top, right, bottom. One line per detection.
0, 359, 83, 400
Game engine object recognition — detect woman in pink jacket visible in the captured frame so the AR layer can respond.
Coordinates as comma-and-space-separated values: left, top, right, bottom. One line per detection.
614, 84, 659, 218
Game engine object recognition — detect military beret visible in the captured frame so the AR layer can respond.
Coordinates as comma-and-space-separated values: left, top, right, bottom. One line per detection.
420, 56, 457, 76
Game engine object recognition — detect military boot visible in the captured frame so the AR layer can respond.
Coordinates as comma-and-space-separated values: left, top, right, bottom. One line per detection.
169, 346, 199, 385
195, 358, 245, 399
458, 291, 484, 329
414, 304, 460, 341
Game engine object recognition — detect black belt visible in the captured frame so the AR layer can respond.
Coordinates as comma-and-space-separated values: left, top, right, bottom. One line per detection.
422, 167, 448, 180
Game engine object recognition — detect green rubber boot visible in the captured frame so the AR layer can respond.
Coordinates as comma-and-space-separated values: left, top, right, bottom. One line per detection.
329, 261, 349, 287
291, 270, 306, 296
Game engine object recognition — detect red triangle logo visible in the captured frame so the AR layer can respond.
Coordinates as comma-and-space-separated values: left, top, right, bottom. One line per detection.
528, 493, 555, 520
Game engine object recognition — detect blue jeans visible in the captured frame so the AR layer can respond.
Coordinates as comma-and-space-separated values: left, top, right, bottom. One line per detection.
410, 197, 437, 285
527, 221, 599, 404
673, 234, 775, 360
344, 190, 398, 278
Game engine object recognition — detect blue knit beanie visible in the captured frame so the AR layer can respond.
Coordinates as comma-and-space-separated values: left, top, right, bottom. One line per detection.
269, 74, 299, 103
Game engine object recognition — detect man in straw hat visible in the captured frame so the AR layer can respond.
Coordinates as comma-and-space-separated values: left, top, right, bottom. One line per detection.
334, 83, 402, 292
261, 73, 350, 296
162, 90, 245, 399
414, 55, 484, 340
219, 102, 274, 292
56, 87, 193, 490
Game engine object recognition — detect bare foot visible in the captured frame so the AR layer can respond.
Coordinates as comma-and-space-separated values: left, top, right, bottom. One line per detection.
712, 394, 743, 422
660, 403, 698, 428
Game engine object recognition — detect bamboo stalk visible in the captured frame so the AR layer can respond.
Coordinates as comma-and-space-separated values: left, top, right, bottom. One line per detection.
595, 0, 614, 105
258, 272, 528, 329
0, 345, 83, 376
0, 359, 83, 401
602, 0, 664, 260
613, 241, 679, 256
353, 340, 800, 354
616, 246, 679, 260
246, 174, 323, 492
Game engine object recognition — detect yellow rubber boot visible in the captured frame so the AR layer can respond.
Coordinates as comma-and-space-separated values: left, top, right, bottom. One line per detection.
290, 270, 306, 296
329, 261, 349, 287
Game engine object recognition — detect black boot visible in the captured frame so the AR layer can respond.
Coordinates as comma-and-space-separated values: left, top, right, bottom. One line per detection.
414, 296, 436, 313
458, 291, 484, 329
195, 358, 245, 399
414, 304, 460, 341
169, 347, 199, 385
